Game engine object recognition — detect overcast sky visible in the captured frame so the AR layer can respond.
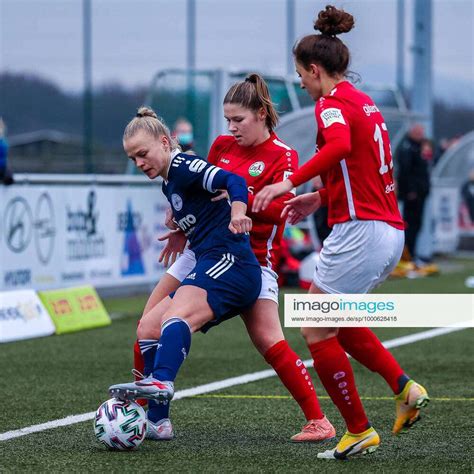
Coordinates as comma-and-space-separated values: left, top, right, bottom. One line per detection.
1, 0, 473, 104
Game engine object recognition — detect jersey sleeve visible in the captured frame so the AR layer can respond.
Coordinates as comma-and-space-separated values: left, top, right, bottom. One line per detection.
171, 155, 248, 204
248, 149, 299, 224
289, 98, 351, 188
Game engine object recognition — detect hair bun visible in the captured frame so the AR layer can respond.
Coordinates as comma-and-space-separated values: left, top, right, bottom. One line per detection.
245, 74, 258, 84
136, 106, 158, 119
314, 5, 354, 36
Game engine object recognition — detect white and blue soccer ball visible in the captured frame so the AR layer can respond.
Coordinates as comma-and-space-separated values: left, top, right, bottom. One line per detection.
94, 398, 147, 450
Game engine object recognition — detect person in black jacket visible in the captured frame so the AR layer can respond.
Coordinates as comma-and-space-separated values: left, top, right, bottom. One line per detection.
396, 124, 430, 260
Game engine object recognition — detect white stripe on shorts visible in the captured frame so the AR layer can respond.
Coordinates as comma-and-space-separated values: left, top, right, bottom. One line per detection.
205, 255, 228, 276
205, 253, 235, 279
339, 159, 357, 220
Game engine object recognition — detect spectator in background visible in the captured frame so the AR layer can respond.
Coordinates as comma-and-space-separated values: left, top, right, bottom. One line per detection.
0, 118, 14, 185
396, 123, 430, 262
420, 138, 434, 165
172, 117, 194, 152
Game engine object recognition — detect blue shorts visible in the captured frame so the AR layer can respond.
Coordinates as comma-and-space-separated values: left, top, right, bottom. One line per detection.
176, 250, 262, 333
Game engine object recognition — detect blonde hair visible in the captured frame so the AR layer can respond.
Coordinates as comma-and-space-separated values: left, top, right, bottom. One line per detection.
123, 106, 179, 150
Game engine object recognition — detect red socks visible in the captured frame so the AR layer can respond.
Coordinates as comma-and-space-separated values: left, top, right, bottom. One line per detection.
309, 336, 369, 434
264, 340, 324, 421
133, 339, 147, 407
133, 339, 145, 376
337, 328, 405, 394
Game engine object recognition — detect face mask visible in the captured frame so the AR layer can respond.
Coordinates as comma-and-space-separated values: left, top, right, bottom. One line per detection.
178, 132, 193, 146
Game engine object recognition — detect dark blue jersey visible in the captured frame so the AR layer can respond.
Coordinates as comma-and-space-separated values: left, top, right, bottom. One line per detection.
162, 151, 253, 258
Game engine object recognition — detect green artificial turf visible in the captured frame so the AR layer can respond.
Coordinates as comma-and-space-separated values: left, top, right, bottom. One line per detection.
0, 259, 473, 472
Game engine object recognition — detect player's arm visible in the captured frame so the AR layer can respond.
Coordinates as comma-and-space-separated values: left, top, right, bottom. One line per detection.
288, 101, 351, 188
252, 99, 350, 212
176, 157, 251, 234
247, 149, 299, 224
204, 163, 252, 234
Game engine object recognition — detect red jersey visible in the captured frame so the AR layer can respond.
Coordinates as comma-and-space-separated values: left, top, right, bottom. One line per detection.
208, 133, 298, 268
290, 81, 404, 230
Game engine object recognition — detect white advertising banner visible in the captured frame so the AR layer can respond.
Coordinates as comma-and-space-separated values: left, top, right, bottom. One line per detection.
432, 187, 460, 253
0, 182, 169, 291
0, 290, 55, 342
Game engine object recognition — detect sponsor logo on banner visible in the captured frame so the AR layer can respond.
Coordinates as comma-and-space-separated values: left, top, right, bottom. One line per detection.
0, 290, 55, 343
4, 269, 32, 288
34, 192, 56, 264
66, 190, 105, 261
3, 193, 56, 270
320, 108, 346, 128
119, 200, 145, 276
61, 271, 86, 282
4, 197, 33, 253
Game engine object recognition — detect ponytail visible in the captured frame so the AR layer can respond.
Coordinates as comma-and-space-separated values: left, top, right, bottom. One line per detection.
224, 73, 279, 131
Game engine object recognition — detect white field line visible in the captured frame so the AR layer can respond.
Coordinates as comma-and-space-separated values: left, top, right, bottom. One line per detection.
0, 325, 467, 442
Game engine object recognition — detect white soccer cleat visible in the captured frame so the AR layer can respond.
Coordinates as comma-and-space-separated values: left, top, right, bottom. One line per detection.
109, 377, 174, 402
146, 417, 175, 441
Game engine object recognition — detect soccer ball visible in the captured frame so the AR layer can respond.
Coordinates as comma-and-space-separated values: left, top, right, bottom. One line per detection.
94, 398, 147, 450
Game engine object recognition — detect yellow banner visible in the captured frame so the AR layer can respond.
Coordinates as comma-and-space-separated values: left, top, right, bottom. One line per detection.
39, 286, 111, 334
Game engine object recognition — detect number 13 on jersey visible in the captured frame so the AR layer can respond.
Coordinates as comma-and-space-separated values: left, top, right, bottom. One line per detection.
373, 123, 393, 175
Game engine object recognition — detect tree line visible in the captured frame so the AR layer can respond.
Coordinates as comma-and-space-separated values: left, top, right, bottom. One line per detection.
1, 72, 473, 150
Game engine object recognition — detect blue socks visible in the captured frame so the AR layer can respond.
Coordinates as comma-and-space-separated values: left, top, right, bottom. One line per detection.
153, 317, 191, 381
138, 318, 192, 424
397, 374, 411, 395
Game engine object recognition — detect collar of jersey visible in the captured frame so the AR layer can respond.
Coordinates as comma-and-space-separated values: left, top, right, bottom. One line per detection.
164, 148, 182, 184
328, 80, 351, 97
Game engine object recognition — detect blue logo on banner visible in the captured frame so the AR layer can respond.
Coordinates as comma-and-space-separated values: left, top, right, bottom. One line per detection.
120, 200, 145, 276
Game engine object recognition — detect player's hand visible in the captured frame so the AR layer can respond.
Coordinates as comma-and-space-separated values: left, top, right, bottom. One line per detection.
229, 213, 252, 234
281, 192, 322, 225
252, 180, 293, 213
229, 201, 252, 234
211, 189, 229, 202
165, 207, 178, 230
158, 230, 187, 267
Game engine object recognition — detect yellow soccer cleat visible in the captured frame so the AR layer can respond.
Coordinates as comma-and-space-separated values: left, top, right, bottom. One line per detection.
392, 379, 430, 434
317, 426, 380, 460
